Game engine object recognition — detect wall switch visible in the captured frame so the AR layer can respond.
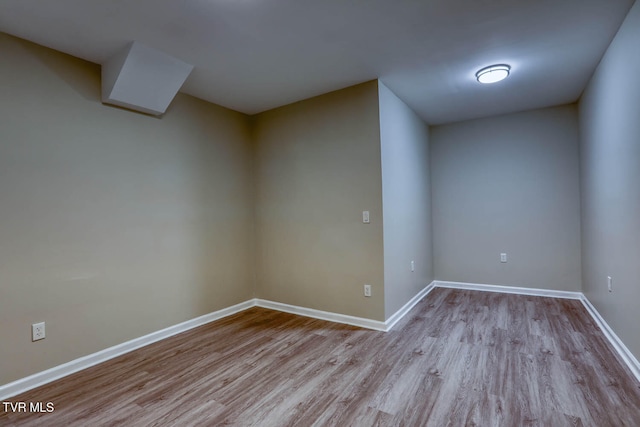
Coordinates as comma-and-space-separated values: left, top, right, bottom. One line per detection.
362, 211, 370, 224
411, 260, 415, 272
32, 322, 45, 341
608, 276, 612, 292
500, 253, 507, 263
364, 284, 372, 297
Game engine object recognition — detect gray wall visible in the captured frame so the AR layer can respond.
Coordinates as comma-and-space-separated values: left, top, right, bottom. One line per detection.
378, 82, 433, 319
431, 105, 582, 291
579, 1, 640, 359
0, 33, 255, 385
253, 81, 386, 321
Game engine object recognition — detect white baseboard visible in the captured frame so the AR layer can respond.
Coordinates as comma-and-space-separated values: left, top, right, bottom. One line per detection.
384, 282, 436, 331
434, 280, 640, 383
434, 280, 583, 299
1, 291, 426, 400
256, 282, 436, 333
0, 300, 254, 401
579, 296, 640, 383
4, 280, 638, 399
255, 299, 388, 331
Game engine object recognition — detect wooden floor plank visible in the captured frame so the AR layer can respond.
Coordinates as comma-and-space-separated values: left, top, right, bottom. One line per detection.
2, 288, 640, 426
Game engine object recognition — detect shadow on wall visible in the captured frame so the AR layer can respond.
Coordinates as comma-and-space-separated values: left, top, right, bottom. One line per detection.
16, 38, 179, 118
17, 38, 100, 102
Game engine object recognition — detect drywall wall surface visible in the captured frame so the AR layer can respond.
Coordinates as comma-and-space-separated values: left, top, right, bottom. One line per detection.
378, 82, 433, 319
579, 1, 640, 359
431, 105, 582, 291
253, 81, 385, 321
0, 33, 254, 385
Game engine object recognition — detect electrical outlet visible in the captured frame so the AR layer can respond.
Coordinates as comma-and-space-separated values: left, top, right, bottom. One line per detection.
411, 260, 415, 272
32, 322, 45, 341
362, 211, 370, 224
364, 284, 372, 297
608, 276, 612, 292
500, 253, 507, 263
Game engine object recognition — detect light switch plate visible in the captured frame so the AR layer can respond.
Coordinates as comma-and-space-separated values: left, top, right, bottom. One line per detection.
364, 284, 372, 297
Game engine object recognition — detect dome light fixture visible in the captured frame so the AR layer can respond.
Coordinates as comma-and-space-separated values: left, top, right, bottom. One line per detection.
476, 64, 511, 84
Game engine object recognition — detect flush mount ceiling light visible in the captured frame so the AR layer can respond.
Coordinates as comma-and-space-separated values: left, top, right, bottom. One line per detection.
476, 64, 511, 84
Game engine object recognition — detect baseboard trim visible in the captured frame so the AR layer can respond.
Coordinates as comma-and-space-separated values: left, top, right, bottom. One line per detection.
0, 300, 254, 401
384, 282, 436, 331
255, 299, 388, 331
4, 280, 638, 399
579, 296, 640, 383
434, 280, 639, 383
256, 283, 436, 333
434, 280, 583, 300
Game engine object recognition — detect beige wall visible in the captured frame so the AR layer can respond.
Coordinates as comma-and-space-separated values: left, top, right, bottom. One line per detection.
0, 33, 255, 385
579, 1, 640, 359
253, 81, 385, 321
0, 34, 390, 387
378, 82, 433, 319
431, 105, 582, 291
9, 11, 640, 387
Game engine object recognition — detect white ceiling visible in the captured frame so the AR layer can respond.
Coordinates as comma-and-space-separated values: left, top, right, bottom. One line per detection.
0, 0, 634, 124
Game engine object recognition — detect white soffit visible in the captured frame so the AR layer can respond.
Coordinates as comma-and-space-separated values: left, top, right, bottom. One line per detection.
0, 0, 635, 123
101, 41, 193, 115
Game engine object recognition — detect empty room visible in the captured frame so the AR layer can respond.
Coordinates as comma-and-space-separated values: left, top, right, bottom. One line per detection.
1, 0, 639, 426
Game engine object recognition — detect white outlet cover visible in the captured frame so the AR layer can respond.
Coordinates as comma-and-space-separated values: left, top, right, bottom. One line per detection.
32, 322, 45, 341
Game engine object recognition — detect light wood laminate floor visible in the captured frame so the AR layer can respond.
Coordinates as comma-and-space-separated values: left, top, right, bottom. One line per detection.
2, 288, 640, 426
